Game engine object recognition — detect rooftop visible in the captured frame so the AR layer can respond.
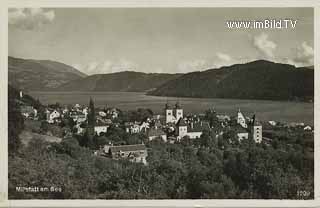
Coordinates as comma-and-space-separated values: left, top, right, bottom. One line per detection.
109, 144, 146, 153
176, 118, 188, 127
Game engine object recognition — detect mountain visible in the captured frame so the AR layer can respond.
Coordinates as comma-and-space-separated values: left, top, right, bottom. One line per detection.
9, 56, 87, 91
57, 71, 182, 92
148, 60, 314, 102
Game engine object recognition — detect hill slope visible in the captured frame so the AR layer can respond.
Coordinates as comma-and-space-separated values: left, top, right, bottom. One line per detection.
148, 60, 314, 102
57, 71, 182, 92
9, 56, 87, 91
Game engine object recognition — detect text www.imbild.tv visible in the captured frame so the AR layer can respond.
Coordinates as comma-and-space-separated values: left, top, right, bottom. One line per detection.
226, 19, 298, 29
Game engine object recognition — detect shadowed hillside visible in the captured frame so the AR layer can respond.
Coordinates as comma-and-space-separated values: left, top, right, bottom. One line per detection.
9, 56, 87, 91
148, 60, 314, 102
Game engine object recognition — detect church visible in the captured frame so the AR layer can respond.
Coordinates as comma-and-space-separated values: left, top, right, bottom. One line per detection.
164, 101, 183, 124
235, 109, 262, 143
164, 102, 209, 140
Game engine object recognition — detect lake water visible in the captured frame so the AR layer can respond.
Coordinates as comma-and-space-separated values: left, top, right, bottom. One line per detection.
29, 91, 314, 125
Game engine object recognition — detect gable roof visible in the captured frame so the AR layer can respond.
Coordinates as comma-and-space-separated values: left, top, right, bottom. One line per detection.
176, 118, 188, 127
109, 144, 146, 153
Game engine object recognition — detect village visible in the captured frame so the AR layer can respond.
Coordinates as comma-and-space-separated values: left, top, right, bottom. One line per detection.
19, 90, 314, 166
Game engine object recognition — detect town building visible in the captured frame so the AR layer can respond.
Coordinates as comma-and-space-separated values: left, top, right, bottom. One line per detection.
234, 125, 249, 142
176, 118, 188, 139
233, 112, 262, 143
147, 127, 167, 142
94, 122, 109, 136
21, 105, 37, 119
187, 121, 210, 139
104, 144, 148, 165
46, 109, 61, 124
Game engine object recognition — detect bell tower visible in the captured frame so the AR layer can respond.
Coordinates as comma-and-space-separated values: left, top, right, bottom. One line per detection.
175, 101, 183, 122
165, 102, 173, 124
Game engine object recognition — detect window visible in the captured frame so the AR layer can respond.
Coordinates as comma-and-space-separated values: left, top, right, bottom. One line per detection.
168, 112, 171, 115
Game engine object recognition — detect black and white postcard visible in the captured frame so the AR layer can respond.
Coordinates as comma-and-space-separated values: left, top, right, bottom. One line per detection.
1, 0, 319, 207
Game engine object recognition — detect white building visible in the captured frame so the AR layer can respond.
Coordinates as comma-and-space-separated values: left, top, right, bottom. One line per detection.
147, 127, 167, 142
251, 118, 262, 143
94, 124, 109, 136
46, 109, 61, 124
165, 102, 183, 124
237, 109, 247, 128
98, 111, 107, 117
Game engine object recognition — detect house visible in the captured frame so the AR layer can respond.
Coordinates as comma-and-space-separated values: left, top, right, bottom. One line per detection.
94, 122, 109, 136
186, 121, 210, 139
234, 125, 249, 142
74, 103, 81, 109
107, 144, 148, 165
62, 107, 69, 115
74, 123, 85, 134
21, 105, 37, 119
98, 111, 107, 117
147, 127, 167, 142
176, 118, 188, 139
70, 111, 86, 123
304, 125, 312, 131
125, 122, 140, 134
107, 108, 119, 119
217, 114, 231, 122
46, 109, 61, 124
175, 118, 209, 140
268, 120, 277, 126
82, 107, 88, 118
139, 121, 150, 133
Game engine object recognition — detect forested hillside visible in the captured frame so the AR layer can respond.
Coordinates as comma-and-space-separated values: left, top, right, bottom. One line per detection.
149, 60, 314, 102
9, 56, 86, 91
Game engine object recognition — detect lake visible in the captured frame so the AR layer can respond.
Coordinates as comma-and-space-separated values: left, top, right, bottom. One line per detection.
29, 91, 314, 125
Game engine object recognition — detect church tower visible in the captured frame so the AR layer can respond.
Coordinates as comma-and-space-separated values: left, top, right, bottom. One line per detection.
175, 101, 183, 122
165, 102, 174, 124
251, 114, 262, 143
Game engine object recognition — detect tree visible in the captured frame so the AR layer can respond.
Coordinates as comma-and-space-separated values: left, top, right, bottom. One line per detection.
8, 93, 24, 155
205, 108, 220, 129
86, 97, 95, 148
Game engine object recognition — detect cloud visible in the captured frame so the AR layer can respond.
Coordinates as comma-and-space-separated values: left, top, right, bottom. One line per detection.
286, 41, 314, 67
253, 32, 277, 58
216, 52, 231, 62
177, 59, 211, 72
9, 8, 55, 30
74, 59, 139, 75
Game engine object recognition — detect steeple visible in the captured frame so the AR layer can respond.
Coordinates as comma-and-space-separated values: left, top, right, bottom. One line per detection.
165, 101, 171, 109
175, 100, 181, 109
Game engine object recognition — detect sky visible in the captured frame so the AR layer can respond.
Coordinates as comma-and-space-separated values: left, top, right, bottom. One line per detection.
8, 8, 314, 75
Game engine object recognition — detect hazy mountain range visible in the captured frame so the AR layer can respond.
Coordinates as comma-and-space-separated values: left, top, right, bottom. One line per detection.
9, 56, 86, 91
8, 56, 314, 102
